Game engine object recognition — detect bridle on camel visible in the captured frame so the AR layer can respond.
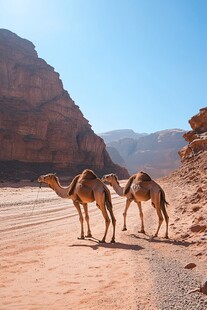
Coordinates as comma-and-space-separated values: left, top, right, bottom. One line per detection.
30, 182, 42, 215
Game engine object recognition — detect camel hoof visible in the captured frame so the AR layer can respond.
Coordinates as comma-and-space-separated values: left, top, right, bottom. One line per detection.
85, 234, 92, 238
78, 236, 85, 240
165, 235, 169, 239
138, 229, 145, 234
99, 239, 106, 243
152, 234, 157, 239
122, 227, 127, 231
110, 239, 116, 243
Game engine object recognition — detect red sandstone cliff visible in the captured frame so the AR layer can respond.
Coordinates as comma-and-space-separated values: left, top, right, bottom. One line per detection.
163, 108, 207, 249
0, 29, 129, 180
179, 107, 207, 160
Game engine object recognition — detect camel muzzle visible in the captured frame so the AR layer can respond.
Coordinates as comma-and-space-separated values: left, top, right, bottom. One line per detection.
101, 177, 110, 185
37, 177, 43, 188
37, 176, 44, 183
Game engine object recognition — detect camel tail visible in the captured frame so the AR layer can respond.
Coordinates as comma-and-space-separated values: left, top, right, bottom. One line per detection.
160, 188, 169, 222
104, 184, 116, 243
160, 188, 169, 207
68, 174, 80, 196
104, 185, 113, 210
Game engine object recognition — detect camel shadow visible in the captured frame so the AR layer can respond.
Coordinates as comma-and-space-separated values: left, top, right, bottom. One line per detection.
130, 233, 194, 247
69, 237, 144, 251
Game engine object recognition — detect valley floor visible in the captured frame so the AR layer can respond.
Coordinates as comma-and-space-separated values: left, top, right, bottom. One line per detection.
0, 180, 207, 309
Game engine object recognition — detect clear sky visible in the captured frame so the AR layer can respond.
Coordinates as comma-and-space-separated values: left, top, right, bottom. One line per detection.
0, 0, 207, 134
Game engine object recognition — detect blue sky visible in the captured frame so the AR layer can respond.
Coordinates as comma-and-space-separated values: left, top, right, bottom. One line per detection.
0, 0, 207, 134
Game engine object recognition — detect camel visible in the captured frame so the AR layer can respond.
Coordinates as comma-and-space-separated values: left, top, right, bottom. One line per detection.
102, 171, 169, 238
37, 169, 116, 243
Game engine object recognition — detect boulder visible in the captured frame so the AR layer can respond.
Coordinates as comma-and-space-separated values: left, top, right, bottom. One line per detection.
179, 108, 207, 160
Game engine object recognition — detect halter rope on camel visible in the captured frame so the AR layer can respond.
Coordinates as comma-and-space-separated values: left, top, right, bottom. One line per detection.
30, 182, 42, 216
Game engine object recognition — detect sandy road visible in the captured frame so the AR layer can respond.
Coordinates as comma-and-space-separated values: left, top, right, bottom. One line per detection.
0, 181, 207, 309
0, 182, 142, 310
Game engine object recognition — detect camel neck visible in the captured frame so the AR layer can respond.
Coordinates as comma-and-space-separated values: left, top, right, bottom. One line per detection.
111, 180, 124, 196
49, 180, 70, 199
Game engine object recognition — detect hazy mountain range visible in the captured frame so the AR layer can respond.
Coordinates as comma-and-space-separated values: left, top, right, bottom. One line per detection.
98, 129, 187, 178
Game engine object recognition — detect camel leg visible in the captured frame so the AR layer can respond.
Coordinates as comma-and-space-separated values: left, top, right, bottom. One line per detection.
82, 203, 92, 238
122, 199, 131, 231
99, 205, 110, 243
73, 202, 84, 239
136, 201, 145, 234
154, 207, 164, 238
106, 201, 116, 243
161, 204, 169, 239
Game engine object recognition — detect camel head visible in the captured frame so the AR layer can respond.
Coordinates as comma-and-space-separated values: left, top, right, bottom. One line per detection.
37, 173, 58, 186
101, 173, 119, 186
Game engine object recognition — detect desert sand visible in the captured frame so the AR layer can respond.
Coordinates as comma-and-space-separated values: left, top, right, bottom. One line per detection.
0, 177, 207, 310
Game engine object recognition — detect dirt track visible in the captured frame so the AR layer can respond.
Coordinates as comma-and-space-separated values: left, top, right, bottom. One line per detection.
0, 180, 207, 309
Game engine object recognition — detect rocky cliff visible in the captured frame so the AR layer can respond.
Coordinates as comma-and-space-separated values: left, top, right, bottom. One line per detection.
0, 29, 129, 180
163, 108, 207, 254
179, 107, 207, 160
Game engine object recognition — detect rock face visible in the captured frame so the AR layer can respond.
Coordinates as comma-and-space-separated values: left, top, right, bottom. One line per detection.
100, 129, 187, 178
179, 108, 207, 160
0, 29, 129, 180
162, 108, 207, 255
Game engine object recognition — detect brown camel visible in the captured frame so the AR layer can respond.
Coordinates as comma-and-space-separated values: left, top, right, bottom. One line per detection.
38, 169, 116, 243
102, 171, 169, 238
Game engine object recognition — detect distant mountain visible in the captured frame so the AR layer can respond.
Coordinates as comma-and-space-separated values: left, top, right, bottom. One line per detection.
98, 129, 187, 178
105, 146, 126, 166
98, 129, 147, 143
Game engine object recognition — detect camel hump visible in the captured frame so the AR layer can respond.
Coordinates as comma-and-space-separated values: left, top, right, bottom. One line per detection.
124, 175, 136, 195
80, 169, 98, 180
135, 171, 151, 182
124, 171, 151, 195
